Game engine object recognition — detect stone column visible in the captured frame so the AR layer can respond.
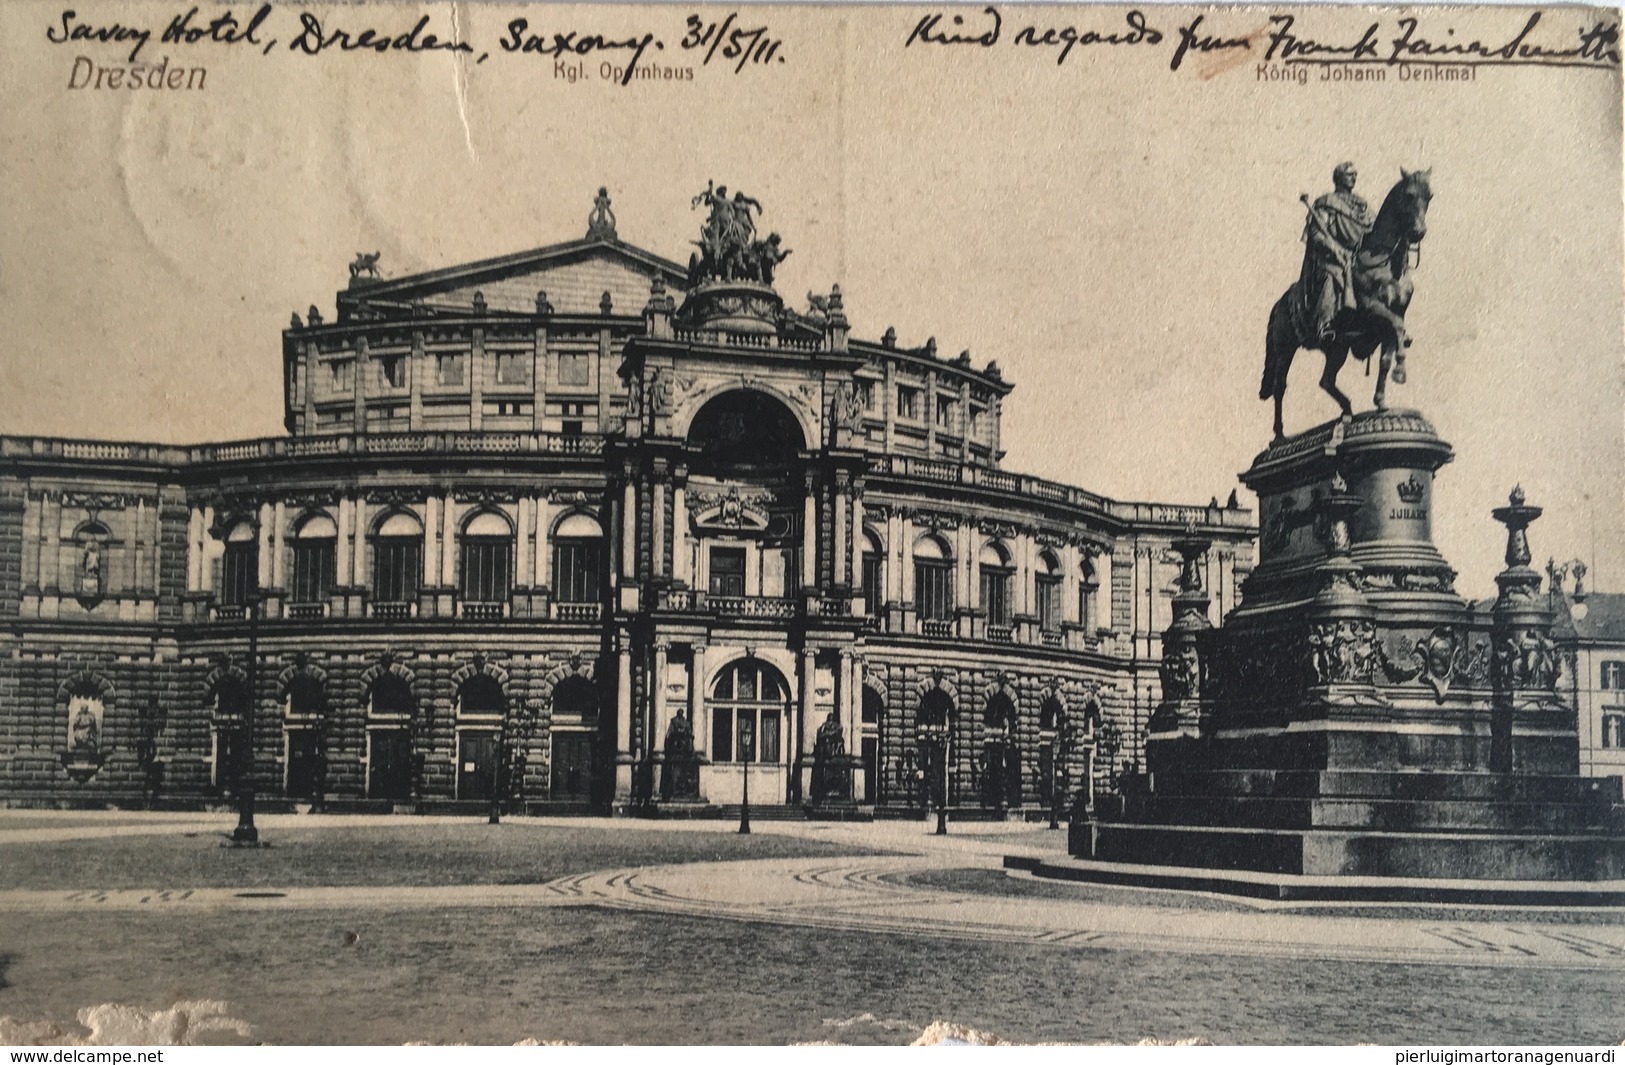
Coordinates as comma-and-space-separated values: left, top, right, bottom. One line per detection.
423, 497, 440, 585
690, 643, 708, 759
516, 497, 533, 587
652, 643, 672, 757
271, 501, 287, 590
925, 370, 939, 454
849, 493, 865, 598
257, 502, 274, 589
883, 360, 896, 452
615, 644, 633, 800
801, 475, 817, 590
672, 481, 688, 585
187, 506, 204, 592
351, 498, 368, 587
201, 505, 215, 594
621, 481, 637, 579
651, 475, 667, 580
440, 494, 458, 592
833, 484, 849, 586
409, 329, 426, 431
532, 496, 550, 593
796, 648, 818, 803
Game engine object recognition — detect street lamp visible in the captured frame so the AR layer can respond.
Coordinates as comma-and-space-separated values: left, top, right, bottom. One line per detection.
231, 594, 261, 847
738, 718, 754, 834
1048, 717, 1075, 831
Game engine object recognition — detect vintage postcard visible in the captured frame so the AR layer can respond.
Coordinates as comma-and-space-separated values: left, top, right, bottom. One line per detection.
0, 0, 1622, 1047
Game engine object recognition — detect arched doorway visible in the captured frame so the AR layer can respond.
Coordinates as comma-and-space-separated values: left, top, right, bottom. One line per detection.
981, 691, 1020, 810
915, 689, 954, 809
708, 658, 792, 803
860, 687, 884, 804
367, 673, 416, 801
549, 674, 598, 801
456, 674, 507, 801
283, 672, 326, 801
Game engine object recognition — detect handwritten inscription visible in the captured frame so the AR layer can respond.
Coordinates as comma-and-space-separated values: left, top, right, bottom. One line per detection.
44, 7, 787, 87
902, 6, 1619, 73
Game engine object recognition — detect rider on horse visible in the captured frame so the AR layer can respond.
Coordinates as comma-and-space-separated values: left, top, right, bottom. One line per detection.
1299, 162, 1374, 345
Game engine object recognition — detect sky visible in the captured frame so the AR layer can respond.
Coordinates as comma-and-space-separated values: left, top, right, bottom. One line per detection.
0, 2, 1620, 598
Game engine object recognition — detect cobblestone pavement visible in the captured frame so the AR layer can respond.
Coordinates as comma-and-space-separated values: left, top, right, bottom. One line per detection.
4, 811, 1625, 972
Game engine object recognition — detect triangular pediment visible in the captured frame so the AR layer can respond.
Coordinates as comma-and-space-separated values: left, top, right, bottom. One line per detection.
337, 238, 687, 319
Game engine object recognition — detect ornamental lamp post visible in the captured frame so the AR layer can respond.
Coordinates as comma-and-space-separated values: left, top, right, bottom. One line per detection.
231, 593, 261, 847
738, 718, 754, 835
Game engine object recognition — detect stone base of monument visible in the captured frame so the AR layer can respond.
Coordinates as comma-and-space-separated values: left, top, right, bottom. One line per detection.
1007, 854, 1625, 906
1065, 409, 1625, 896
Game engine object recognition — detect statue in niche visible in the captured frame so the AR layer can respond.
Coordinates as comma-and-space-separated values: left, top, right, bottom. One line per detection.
79, 539, 103, 598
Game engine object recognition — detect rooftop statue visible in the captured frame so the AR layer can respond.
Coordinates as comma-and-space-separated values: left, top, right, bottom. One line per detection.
1260, 163, 1432, 439
687, 181, 790, 287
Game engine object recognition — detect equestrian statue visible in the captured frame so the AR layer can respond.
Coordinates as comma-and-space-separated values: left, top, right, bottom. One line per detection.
1261, 163, 1432, 439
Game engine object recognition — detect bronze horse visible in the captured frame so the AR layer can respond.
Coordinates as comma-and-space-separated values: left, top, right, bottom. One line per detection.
1261, 169, 1432, 439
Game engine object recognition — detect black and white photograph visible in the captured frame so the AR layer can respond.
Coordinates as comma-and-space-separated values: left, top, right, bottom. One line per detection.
0, 0, 1622, 1047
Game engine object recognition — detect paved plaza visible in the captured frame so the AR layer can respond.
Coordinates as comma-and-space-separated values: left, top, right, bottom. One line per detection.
2, 811, 1623, 1044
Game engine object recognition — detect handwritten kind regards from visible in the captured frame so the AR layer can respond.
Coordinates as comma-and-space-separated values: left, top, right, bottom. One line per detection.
45, 3, 1623, 93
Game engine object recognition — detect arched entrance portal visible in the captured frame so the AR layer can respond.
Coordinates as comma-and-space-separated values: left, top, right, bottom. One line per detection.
687, 390, 806, 469
708, 658, 792, 804
915, 689, 954, 809
981, 692, 1021, 811
549, 675, 598, 802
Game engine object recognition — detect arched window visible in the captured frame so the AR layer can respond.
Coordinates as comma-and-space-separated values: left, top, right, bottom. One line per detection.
221, 520, 258, 606
290, 514, 338, 604
709, 659, 789, 764
372, 511, 423, 605
458, 673, 507, 718
917, 688, 953, 730
978, 542, 1013, 629
1035, 551, 1062, 633
913, 535, 954, 623
860, 529, 884, 616
552, 513, 605, 604
1079, 557, 1099, 633
687, 390, 806, 468
459, 511, 513, 605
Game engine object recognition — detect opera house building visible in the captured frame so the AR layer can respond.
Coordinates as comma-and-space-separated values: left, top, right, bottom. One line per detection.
0, 191, 1255, 819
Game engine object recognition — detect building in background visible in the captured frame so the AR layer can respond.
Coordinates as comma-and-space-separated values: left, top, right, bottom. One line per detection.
1547, 563, 1625, 779
0, 189, 1254, 816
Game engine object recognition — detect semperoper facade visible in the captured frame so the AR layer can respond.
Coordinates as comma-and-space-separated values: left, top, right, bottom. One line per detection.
0, 187, 1255, 817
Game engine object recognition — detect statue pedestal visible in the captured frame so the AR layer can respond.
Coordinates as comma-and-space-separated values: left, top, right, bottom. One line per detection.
676, 281, 783, 335
1081, 409, 1625, 888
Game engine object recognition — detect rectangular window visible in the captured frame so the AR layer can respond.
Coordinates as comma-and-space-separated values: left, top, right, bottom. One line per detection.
1604, 712, 1625, 748
373, 538, 421, 603
328, 360, 354, 394
759, 711, 781, 763
1036, 576, 1061, 632
553, 540, 604, 603
1603, 661, 1625, 690
861, 552, 883, 615
980, 566, 1012, 627
459, 539, 512, 603
379, 355, 406, 388
709, 547, 746, 597
558, 352, 590, 387
221, 543, 258, 606
915, 560, 954, 622
936, 396, 956, 430
561, 419, 584, 437
291, 541, 336, 603
496, 352, 527, 386
896, 386, 919, 420
711, 707, 734, 763
437, 353, 466, 386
